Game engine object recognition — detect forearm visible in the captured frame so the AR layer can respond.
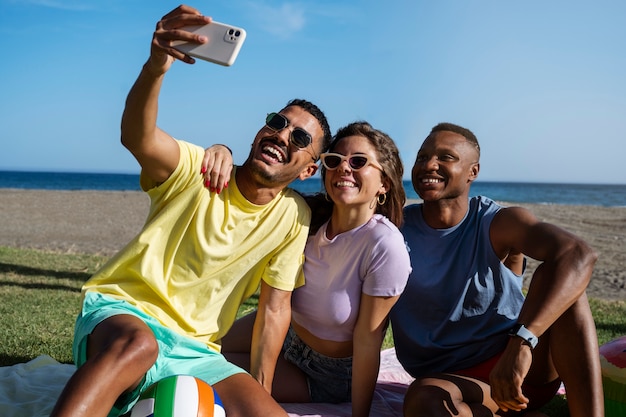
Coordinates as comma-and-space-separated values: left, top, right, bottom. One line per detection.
519, 239, 597, 336
351, 334, 382, 417
250, 303, 290, 393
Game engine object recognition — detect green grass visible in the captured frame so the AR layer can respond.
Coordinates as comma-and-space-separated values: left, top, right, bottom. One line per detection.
0, 246, 401, 365
1, 246, 624, 416
1, 244, 624, 359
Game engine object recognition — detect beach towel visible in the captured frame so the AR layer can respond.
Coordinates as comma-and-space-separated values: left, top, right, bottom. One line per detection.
0, 348, 413, 417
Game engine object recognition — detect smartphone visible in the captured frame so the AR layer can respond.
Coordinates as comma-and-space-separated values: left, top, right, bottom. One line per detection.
172, 21, 247, 66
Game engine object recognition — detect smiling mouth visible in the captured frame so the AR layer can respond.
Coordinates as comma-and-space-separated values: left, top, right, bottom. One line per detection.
421, 178, 443, 184
334, 180, 357, 188
260, 140, 287, 163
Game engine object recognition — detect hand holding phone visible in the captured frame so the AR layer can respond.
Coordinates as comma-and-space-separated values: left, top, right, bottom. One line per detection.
172, 21, 247, 66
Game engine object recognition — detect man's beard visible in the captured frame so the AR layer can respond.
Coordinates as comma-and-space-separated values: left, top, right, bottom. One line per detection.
243, 154, 293, 188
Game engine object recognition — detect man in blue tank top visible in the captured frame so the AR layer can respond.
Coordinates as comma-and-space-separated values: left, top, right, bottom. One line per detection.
390, 123, 603, 417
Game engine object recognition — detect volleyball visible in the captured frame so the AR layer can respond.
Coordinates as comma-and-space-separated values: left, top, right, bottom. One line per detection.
599, 336, 626, 417
130, 375, 226, 417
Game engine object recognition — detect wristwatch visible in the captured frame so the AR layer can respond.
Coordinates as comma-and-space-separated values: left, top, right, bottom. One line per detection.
508, 323, 538, 349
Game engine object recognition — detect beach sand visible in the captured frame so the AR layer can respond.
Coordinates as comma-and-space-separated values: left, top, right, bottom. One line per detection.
1, 189, 624, 301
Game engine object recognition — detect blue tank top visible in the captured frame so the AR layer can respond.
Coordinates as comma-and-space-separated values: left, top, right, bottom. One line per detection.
390, 196, 525, 377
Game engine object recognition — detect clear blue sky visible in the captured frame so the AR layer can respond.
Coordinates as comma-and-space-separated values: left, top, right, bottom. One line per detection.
1, 1, 625, 184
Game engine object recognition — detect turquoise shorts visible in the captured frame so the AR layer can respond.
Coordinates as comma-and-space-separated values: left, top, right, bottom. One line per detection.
73, 292, 246, 417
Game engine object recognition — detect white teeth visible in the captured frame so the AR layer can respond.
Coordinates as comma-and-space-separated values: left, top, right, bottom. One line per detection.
422, 178, 442, 183
335, 181, 356, 187
263, 145, 284, 162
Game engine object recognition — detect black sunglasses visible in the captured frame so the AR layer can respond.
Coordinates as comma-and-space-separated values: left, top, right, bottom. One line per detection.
265, 113, 314, 150
320, 153, 383, 171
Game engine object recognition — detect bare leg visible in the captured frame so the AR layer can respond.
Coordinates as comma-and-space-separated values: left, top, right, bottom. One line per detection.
222, 311, 257, 352
538, 293, 603, 417
403, 374, 499, 417
222, 311, 310, 403
269, 355, 311, 403
50, 314, 159, 417
214, 373, 289, 417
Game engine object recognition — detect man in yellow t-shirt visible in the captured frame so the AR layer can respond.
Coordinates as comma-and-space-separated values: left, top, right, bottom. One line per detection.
50, 5, 331, 417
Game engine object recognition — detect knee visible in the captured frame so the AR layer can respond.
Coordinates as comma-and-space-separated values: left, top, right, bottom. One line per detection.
105, 327, 159, 368
404, 383, 457, 417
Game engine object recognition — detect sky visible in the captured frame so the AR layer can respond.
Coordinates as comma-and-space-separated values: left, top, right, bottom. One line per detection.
1, 0, 625, 184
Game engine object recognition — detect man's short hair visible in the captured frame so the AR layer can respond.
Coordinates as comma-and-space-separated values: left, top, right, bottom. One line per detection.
282, 99, 332, 157
430, 122, 480, 158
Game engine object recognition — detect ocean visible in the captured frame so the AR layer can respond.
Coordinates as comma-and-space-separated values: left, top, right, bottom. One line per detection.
1, 170, 625, 207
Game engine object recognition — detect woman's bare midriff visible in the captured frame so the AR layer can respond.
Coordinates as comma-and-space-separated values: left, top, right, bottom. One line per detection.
291, 320, 353, 358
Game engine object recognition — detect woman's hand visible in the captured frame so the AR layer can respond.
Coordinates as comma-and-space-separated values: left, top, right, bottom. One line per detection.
201, 144, 234, 194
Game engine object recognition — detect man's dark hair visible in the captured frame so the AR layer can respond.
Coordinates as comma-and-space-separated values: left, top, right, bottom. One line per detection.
430, 122, 480, 158
282, 99, 332, 158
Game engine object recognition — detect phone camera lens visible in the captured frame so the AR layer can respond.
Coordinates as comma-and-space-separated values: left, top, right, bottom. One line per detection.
235, 30, 241, 36
228, 29, 235, 35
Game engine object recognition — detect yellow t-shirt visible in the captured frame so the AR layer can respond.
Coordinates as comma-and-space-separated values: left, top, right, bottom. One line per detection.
82, 140, 310, 351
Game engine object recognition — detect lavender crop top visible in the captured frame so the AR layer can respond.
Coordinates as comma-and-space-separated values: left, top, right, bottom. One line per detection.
291, 214, 411, 342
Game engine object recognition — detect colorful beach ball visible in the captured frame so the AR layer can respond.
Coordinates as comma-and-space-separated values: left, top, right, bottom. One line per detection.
130, 375, 226, 417
600, 336, 626, 417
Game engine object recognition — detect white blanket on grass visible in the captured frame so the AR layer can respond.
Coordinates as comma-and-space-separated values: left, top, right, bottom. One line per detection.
0, 348, 413, 417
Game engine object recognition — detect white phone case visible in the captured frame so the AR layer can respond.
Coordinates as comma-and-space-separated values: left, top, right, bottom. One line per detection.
172, 21, 246, 66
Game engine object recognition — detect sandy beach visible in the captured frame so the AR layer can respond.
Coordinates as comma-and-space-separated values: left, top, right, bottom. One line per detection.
1, 188, 624, 301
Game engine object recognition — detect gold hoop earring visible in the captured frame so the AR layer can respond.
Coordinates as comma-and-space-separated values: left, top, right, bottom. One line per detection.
324, 193, 331, 202
377, 193, 387, 206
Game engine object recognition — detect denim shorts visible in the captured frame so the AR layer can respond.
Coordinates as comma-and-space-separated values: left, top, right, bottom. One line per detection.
282, 328, 352, 403
74, 292, 247, 416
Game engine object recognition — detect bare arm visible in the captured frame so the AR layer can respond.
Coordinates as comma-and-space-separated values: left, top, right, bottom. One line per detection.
250, 281, 292, 393
120, 5, 212, 183
503, 249, 525, 275
491, 206, 596, 336
489, 206, 597, 411
351, 294, 400, 417
120, 66, 179, 183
